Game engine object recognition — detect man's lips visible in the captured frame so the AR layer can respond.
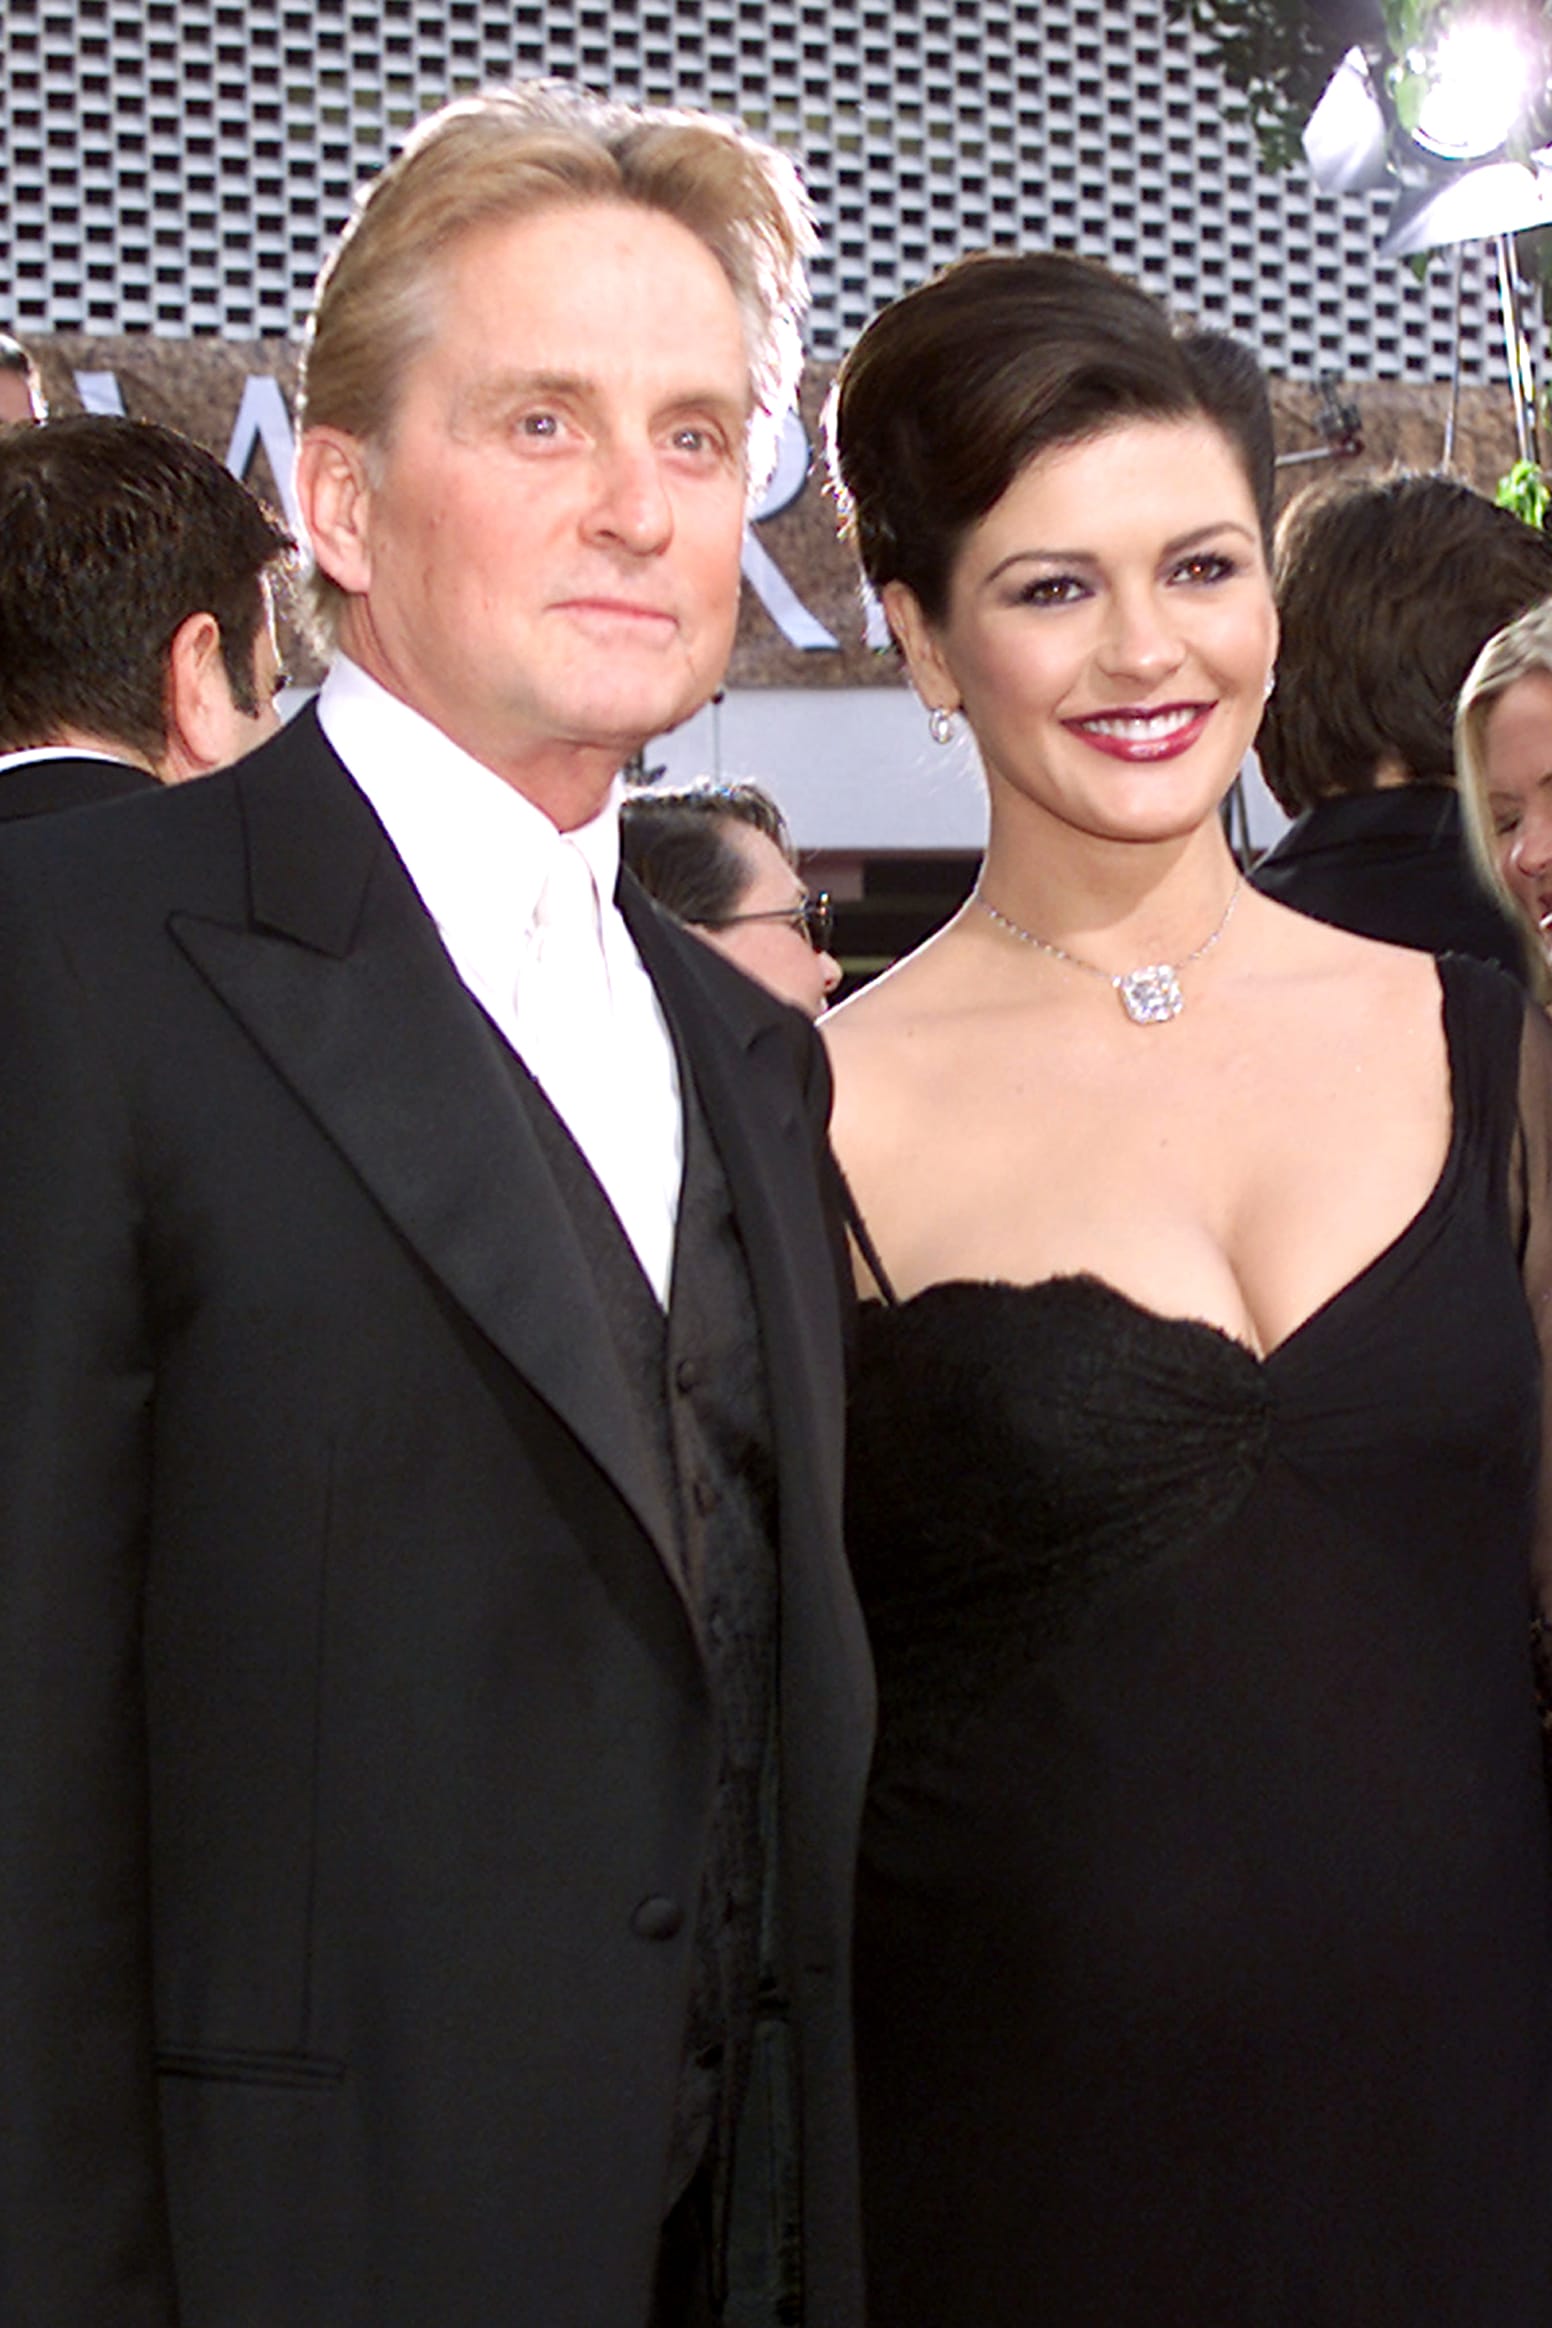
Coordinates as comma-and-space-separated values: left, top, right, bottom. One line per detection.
1063, 703, 1213, 762
553, 597, 676, 631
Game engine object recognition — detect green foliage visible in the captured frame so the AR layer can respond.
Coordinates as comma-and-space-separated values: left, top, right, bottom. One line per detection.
1165, 1, 1361, 170
1175, 0, 1552, 177
1497, 456, 1552, 527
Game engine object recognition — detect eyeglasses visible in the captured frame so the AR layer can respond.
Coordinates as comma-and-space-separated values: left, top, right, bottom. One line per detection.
704, 892, 834, 952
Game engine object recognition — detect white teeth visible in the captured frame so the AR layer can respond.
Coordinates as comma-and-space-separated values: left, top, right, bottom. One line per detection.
1079, 708, 1200, 740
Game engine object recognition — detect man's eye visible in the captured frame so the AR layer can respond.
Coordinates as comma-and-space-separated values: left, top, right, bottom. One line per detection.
516, 412, 560, 439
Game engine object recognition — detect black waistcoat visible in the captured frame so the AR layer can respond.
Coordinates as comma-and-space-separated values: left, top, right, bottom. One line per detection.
493, 1028, 779, 2234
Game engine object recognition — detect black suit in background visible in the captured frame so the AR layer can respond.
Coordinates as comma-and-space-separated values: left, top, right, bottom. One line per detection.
0, 747, 155, 821
1249, 783, 1529, 980
0, 707, 873, 2327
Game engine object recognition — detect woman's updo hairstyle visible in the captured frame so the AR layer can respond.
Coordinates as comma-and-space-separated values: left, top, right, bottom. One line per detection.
827, 249, 1274, 624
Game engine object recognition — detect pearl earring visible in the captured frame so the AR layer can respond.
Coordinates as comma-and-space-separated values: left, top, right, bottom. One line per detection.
928, 705, 957, 746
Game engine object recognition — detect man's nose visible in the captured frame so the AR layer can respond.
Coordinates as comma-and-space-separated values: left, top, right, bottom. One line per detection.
584, 439, 673, 555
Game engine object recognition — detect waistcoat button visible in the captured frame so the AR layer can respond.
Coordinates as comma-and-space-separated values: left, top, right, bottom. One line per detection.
631, 1895, 685, 1941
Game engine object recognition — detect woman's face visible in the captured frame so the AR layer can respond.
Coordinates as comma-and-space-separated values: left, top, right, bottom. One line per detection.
1481, 669, 1552, 954
695, 822, 843, 1020
886, 415, 1278, 852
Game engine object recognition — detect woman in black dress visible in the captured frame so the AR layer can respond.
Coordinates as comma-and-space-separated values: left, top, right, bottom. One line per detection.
823, 251, 1552, 2324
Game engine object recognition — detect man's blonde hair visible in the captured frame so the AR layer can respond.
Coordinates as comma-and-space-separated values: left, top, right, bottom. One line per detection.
298, 78, 814, 645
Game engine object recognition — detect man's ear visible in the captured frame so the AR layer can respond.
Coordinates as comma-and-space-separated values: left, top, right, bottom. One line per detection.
882, 580, 960, 721
160, 610, 239, 783
295, 427, 375, 597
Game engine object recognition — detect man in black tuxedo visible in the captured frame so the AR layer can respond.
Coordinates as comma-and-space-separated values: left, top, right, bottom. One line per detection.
0, 81, 871, 2328
0, 414, 291, 821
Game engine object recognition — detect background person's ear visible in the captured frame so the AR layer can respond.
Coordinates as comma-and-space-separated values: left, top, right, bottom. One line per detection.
160, 610, 238, 782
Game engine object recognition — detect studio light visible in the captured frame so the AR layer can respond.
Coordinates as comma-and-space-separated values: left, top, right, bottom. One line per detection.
1378, 160, 1552, 258
1409, 17, 1530, 161
1302, 19, 1551, 469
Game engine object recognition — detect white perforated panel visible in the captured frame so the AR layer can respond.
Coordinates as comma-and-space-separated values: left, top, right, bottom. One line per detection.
0, 0, 1506, 380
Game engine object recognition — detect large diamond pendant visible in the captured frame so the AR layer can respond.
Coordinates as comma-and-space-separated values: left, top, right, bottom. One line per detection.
1116, 964, 1183, 1025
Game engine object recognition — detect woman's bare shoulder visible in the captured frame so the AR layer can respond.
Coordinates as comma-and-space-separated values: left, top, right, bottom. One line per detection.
823, 920, 974, 1059
1244, 889, 1446, 1016
821, 925, 985, 1169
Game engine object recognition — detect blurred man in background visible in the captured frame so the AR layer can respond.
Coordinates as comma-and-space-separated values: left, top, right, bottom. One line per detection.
0, 413, 291, 820
1253, 469, 1552, 975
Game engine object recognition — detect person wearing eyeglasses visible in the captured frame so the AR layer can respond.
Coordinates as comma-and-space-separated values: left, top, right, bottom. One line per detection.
621, 777, 843, 1018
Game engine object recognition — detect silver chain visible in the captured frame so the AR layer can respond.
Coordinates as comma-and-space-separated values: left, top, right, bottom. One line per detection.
972, 872, 1245, 1025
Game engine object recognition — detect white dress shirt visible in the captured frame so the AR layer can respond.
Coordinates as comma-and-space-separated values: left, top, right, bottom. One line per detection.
318, 657, 683, 1303
0, 745, 139, 773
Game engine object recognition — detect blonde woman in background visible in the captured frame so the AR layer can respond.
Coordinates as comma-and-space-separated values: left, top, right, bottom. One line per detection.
1458, 596, 1552, 1002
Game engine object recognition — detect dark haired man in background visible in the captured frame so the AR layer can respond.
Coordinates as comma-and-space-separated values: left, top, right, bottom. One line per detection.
1253, 469, 1552, 973
0, 413, 291, 820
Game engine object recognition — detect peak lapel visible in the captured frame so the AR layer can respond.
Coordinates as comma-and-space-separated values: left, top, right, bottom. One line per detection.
621, 876, 847, 1450
168, 718, 682, 1591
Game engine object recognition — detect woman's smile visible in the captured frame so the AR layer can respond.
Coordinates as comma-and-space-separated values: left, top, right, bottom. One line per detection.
1063, 702, 1215, 761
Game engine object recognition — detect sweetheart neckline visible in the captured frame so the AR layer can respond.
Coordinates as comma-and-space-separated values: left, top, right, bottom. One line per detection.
857, 964, 1474, 1366
863, 1107, 1465, 1371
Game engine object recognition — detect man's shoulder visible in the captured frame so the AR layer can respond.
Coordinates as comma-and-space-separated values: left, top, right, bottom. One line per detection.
0, 706, 344, 926
620, 870, 827, 1116
0, 752, 154, 824
622, 868, 814, 1033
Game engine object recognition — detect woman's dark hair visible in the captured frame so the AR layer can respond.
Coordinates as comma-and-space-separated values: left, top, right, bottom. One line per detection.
827, 249, 1275, 623
619, 779, 794, 926
1257, 470, 1552, 813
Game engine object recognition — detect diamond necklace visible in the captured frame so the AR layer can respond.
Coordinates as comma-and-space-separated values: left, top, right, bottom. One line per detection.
973, 871, 1245, 1026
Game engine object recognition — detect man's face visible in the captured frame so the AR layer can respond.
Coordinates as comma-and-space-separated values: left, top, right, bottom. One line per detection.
0, 372, 39, 429
320, 201, 753, 803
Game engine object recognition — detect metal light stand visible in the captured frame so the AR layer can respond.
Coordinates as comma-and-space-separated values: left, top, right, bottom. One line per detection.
1495, 230, 1542, 467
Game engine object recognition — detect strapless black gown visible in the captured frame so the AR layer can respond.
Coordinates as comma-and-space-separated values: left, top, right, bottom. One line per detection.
847, 955, 1552, 2324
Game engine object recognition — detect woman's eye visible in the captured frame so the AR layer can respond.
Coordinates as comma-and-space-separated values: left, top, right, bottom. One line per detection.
1014, 574, 1085, 606
1171, 551, 1237, 585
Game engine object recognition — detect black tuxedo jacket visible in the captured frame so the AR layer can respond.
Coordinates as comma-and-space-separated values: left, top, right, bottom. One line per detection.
0, 748, 156, 821
0, 708, 873, 2327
